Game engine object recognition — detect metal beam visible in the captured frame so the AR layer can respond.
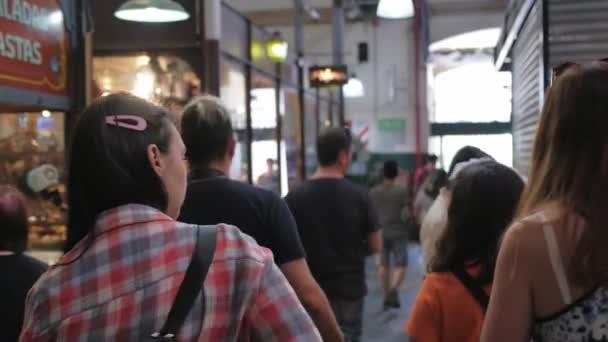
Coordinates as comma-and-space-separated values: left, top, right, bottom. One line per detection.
429, 0, 508, 15
430, 122, 512, 136
332, 0, 346, 126
244, 8, 334, 26
495, 0, 536, 70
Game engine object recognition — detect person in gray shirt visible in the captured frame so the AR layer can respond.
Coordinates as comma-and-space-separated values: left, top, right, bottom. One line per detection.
370, 160, 412, 309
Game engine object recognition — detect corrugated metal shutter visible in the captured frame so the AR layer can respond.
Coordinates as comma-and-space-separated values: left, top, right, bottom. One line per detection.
549, 0, 608, 67
512, 2, 543, 175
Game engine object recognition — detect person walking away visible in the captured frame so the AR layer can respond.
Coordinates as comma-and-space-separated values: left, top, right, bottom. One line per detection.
0, 186, 47, 342
256, 158, 279, 193
19, 93, 320, 341
370, 160, 411, 309
414, 155, 437, 193
285, 128, 381, 342
482, 62, 608, 341
413, 169, 447, 238
179, 96, 342, 342
420, 146, 493, 270
407, 160, 523, 342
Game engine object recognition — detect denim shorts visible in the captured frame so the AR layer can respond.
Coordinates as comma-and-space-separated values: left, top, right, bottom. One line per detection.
381, 237, 409, 267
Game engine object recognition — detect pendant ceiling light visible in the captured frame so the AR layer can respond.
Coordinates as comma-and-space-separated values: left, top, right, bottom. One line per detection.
377, 0, 415, 19
115, 0, 189, 23
266, 32, 289, 63
343, 75, 365, 98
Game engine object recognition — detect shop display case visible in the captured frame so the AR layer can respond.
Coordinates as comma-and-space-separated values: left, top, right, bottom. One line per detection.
0, 112, 66, 251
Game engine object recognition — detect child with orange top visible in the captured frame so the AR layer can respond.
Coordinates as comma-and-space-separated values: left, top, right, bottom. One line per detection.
406, 160, 524, 342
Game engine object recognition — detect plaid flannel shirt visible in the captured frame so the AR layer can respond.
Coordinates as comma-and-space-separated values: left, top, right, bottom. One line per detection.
20, 204, 321, 341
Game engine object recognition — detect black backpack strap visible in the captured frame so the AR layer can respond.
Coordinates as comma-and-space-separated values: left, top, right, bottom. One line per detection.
451, 266, 490, 312
151, 226, 217, 340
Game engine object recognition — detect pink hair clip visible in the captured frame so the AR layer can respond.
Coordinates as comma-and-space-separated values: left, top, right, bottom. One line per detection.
105, 115, 147, 131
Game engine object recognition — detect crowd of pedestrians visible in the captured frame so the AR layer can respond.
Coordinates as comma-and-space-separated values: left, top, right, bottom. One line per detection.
2, 60, 608, 341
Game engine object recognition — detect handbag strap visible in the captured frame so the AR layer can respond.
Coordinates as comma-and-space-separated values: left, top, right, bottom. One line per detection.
451, 266, 490, 312
151, 226, 217, 340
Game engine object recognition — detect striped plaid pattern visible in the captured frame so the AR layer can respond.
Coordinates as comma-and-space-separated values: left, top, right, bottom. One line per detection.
20, 204, 321, 341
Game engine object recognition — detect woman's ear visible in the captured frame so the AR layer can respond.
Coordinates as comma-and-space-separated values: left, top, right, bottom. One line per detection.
147, 144, 163, 177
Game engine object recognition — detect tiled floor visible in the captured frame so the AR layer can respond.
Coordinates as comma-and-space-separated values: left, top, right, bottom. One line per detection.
361, 243, 424, 342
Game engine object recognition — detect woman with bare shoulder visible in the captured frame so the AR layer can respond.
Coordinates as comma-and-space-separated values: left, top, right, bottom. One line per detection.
482, 61, 608, 341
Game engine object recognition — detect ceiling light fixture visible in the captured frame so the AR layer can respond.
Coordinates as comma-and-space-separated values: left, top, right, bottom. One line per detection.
343, 74, 365, 98
267, 32, 289, 63
115, 0, 189, 23
377, 0, 415, 19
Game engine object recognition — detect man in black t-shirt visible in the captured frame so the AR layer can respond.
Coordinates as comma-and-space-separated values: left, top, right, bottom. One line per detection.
0, 186, 48, 342
178, 96, 343, 342
285, 128, 381, 342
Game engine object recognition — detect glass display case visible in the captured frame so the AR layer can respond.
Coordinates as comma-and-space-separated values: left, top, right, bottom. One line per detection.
0, 112, 66, 252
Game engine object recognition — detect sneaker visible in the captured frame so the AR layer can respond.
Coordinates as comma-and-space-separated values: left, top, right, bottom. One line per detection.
386, 289, 401, 309
383, 294, 391, 310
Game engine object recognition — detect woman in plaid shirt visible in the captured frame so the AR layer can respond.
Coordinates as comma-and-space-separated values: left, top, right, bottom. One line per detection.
19, 93, 321, 341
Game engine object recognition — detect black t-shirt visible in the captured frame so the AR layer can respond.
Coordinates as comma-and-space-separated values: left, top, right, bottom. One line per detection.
179, 169, 305, 265
0, 254, 47, 341
285, 178, 379, 300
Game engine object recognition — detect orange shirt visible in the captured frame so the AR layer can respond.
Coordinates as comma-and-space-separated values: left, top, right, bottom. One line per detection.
406, 270, 491, 342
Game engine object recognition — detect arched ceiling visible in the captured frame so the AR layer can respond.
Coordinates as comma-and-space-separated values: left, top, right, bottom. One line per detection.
225, 0, 508, 33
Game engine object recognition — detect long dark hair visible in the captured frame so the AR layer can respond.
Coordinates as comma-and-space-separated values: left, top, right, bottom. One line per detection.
430, 160, 524, 284
518, 62, 608, 286
65, 93, 174, 252
447, 146, 492, 177
424, 169, 447, 199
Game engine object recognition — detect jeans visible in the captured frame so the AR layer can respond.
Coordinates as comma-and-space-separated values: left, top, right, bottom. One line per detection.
329, 297, 364, 342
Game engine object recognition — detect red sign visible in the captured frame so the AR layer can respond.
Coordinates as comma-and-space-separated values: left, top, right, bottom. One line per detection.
0, 0, 69, 96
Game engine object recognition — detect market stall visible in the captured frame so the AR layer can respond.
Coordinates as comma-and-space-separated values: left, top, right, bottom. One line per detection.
0, 0, 88, 259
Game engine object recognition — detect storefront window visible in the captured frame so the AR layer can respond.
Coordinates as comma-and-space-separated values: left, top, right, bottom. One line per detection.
332, 101, 340, 127
251, 27, 276, 76
281, 87, 301, 193
220, 60, 249, 181
93, 55, 201, 111
221, 6, 248, 61
304, 93, 317, 177
319, 98, 332, 129
251, 72, 279, 194
0, 112, 66, 257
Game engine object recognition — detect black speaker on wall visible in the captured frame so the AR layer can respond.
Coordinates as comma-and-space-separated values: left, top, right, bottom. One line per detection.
358, 42, 368, 63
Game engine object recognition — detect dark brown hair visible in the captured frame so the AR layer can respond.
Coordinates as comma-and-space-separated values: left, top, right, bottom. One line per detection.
431, 160, 524, 284
181, 95, 234, 167
317, 128, 352, 167
518, 62, 608, 286
66, 92, 174, 253
0, 186, 28, 253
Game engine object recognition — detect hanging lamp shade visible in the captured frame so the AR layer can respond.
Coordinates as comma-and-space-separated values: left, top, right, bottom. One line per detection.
377, 0, 415, 19
343, 75, 365, 98
115, 0, 189, 23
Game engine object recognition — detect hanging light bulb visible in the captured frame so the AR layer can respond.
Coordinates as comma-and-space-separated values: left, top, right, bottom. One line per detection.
266, 32, 289, 63
133, 65, 156, 100
377, 0, 415, 19
115, 0, 189, 23
343, 74, 365, 98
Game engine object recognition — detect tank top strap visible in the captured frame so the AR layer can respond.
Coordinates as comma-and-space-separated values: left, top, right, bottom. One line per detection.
540, 213, 573, 305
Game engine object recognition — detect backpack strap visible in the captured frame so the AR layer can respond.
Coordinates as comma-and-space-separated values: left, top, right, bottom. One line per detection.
451, 266, 490, 312
150, 226, 217, 340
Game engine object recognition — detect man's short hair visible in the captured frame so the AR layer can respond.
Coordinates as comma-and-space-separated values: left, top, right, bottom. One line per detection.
317, 128, 352, 167
383, 160, 399, 179
0, 186, 28, 253
181, 96, 234, 166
